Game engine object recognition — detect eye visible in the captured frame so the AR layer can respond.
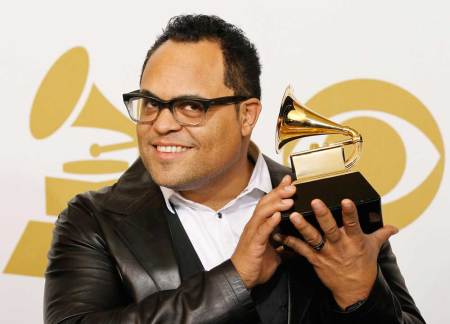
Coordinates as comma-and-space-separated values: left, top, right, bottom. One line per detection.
135, 97, 159, 116
175, 100, 205, 116
142, 97, 159, 109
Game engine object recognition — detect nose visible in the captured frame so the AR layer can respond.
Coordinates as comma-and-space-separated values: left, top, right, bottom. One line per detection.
151, 107, 182, 134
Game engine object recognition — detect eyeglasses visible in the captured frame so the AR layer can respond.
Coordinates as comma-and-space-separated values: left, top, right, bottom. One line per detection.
123, 90, 251, 126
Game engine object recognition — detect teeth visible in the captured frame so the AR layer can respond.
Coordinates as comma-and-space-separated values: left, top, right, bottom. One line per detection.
157, 145, 188, 153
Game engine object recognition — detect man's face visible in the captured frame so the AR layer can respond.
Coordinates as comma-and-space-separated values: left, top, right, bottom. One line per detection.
138, 40, 247, 191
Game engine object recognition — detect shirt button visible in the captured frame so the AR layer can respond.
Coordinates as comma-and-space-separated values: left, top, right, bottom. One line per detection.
217, 212, 223, 219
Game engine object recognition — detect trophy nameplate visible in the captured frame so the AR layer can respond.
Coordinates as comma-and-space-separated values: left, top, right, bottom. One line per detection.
276, 86, 383, 237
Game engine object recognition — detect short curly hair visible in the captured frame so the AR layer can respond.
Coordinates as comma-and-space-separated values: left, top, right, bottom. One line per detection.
141, 14, 261, 99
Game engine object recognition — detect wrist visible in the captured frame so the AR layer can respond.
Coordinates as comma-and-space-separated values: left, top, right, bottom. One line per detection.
343, 298, 367, 312
333, 292, 369, 310
230, 256, 254, 289
333, 269, 377, 309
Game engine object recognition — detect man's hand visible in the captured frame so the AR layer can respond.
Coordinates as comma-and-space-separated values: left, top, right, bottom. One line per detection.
231, 175, 296, 289
275, 198, 398, 309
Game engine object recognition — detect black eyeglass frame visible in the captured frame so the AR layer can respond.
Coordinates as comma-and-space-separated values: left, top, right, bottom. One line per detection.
122, 90, 251, 126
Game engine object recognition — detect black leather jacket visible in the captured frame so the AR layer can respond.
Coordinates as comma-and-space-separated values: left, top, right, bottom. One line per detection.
44, 156, 425, 323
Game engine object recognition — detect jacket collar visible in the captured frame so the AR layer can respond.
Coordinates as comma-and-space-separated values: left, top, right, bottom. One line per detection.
98, 157, 163, 216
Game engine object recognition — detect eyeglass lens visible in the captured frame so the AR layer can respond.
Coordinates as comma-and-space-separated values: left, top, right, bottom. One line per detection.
129, 97, 206, 125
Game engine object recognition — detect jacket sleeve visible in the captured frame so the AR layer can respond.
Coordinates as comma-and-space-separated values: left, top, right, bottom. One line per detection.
326, 241, 426, 324
44, 202, 254, 324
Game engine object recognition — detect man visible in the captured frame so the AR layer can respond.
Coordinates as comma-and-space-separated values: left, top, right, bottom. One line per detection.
44, 15, 425, 323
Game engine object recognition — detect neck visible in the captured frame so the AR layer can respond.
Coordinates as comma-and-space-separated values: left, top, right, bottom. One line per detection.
180, 153, 255, 211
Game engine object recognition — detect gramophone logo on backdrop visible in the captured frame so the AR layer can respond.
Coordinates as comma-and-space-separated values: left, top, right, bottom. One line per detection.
282, 79, 445, 228
4, 47, 136, 277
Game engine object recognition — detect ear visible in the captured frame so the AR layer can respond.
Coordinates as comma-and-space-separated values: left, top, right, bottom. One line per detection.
239, 98, 262, 137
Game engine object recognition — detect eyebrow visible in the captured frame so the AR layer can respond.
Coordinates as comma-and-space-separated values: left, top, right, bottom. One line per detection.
139, 89, 209, 101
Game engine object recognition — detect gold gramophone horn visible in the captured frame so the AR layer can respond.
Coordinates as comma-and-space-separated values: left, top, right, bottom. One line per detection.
276, 85, 362, 172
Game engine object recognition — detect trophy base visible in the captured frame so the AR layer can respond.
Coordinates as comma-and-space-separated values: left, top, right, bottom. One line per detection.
279, 171, 383, 238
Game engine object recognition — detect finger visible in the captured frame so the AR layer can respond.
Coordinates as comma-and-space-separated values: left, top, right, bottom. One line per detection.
277, 248, 296, 260
371, 225, 399, 249
247, 175, 295, 227
341, 199, 363, 237
254, 212, 282, 245
290, 212, 324, 248
279, 174, 293, 189
277, 175, 296, 198
277, 234, 316, 260
311, 199, 341, 243
249, 197, 294, 229
267, 174, 296, 200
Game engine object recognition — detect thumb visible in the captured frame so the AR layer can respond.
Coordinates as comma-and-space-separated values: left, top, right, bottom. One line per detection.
371, 225, 399, 248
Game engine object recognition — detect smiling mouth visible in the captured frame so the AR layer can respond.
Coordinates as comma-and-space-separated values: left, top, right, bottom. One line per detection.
155, 145, 190, 153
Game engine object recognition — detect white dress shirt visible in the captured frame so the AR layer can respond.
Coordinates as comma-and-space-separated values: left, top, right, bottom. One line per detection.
160, 152, 272, 271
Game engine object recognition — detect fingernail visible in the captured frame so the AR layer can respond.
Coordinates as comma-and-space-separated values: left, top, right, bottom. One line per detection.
271, 212, 281, 222
341, 199, 354, 210
290, 213, 300, 224
284, 185, 295, 192
282, 199, 293, 205
311, 199, 323, 210
273, 233, 282, 242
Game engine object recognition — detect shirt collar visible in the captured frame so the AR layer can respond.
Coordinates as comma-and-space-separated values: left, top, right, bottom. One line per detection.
160, 143, 272, 213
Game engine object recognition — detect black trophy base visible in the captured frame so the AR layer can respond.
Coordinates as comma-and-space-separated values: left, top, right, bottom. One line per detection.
280, 172, 383, 238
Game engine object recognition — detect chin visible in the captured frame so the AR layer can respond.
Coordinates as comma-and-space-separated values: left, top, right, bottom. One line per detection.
156, 178, 199, 191
152, 171, 210, 192
148, 168, 191, 189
